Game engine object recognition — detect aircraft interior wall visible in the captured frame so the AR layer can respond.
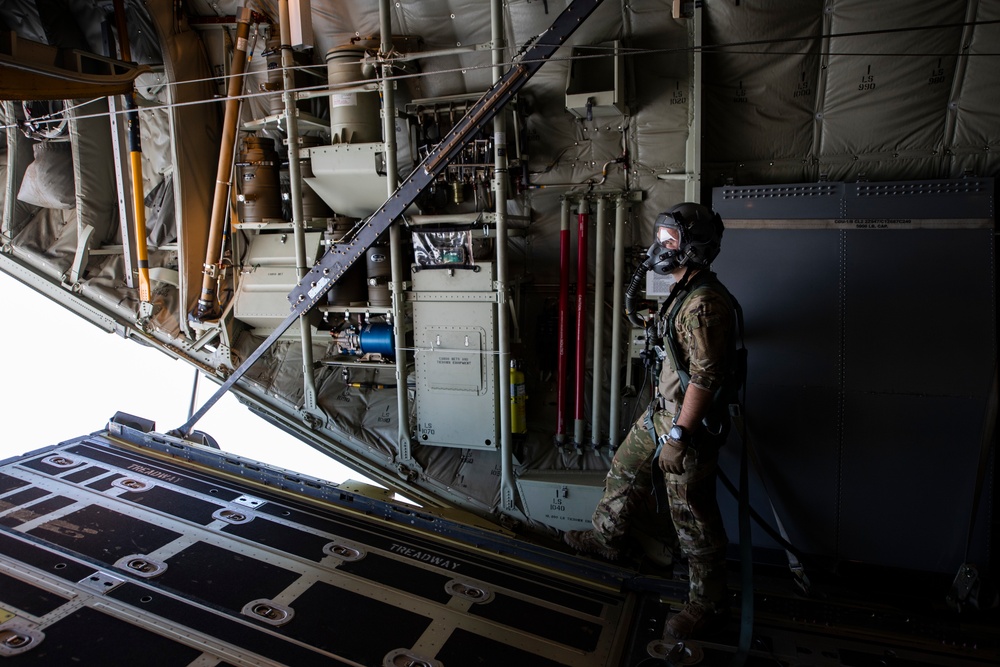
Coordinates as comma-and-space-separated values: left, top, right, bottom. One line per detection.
0, 0, 996, 592
712, 182, 996, 574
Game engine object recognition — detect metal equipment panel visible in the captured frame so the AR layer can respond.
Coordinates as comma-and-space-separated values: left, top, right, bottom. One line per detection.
516, 471, 608, 533
715, 178, 994, 227
233, 231, 324, 336
714, 182, 845, 220
834, 225, 995, 570
840, 394, 989, 572
712, 180, 996, 571
305, 142, 393, 219
845, 178, 994, 221
412, 263, 499, 449
843, 228, 994, 396
713, 228, 843, 556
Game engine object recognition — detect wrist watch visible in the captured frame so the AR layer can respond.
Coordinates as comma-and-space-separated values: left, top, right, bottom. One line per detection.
668, 424, 689, 444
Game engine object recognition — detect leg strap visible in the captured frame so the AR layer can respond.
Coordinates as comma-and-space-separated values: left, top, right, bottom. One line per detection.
645, 403, 670, 514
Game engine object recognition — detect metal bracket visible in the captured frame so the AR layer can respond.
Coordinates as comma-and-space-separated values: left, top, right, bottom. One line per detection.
137, 300, 154, 321
233, 494, 267, 509
501, 484, 515, 511
69, 224, 94, 285
77, 571, 126, 595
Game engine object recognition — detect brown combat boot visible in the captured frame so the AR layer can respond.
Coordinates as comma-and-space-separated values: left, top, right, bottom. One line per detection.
563, 530, 620, 561
666, 601, 729, 639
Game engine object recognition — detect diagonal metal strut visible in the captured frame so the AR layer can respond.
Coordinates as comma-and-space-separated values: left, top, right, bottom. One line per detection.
177, 0, 606, 436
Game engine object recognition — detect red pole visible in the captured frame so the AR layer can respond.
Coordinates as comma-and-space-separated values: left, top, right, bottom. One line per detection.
574, 200, 588, 444
555, 200, 570, 443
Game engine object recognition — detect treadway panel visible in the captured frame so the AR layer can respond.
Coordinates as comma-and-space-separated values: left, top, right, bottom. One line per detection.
0, 432, 636, 666
5, 425, 993, 666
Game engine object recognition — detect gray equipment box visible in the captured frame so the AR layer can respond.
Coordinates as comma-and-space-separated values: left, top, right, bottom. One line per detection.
516, 471, 607, 532
565, 40, 625, 119
233, 231, 324, 337
410, 262, 499, 449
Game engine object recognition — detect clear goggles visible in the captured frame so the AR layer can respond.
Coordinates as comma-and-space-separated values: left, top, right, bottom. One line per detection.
655, 223, 681, 246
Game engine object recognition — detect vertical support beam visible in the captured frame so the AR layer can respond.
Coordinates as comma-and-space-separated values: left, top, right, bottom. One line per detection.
492, 0, 516, 511
108, 95, 137, 289
279, 0, 319, 414
1, 102, 14, 239
608, 196, 627, 444
113, 0, 148, 306
380, 0, 413, 462
590, 196, 606, 447
686, 4, 703, 202
942, 0, 979, 167
811, 3, 834, 176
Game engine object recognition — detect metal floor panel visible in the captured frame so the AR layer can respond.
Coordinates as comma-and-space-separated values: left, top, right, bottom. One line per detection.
0, 433, 635, 666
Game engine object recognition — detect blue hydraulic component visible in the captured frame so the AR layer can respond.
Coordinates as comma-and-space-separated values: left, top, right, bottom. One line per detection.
332, 322, 395, 358
359, 323, 394, 357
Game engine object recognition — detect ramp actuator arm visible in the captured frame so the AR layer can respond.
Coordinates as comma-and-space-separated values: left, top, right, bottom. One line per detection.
176, 0, 606, 437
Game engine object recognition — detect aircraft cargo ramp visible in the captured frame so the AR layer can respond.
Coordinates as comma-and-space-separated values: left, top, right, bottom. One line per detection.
0, 414, 997, 666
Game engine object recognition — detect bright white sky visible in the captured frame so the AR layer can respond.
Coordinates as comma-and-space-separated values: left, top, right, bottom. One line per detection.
0, 269, 365, 487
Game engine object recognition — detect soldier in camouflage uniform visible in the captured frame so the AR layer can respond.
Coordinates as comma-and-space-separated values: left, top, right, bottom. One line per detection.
564, 202, 737, 640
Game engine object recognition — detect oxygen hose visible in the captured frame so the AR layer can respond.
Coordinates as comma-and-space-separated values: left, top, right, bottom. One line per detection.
625, 260, 651, 327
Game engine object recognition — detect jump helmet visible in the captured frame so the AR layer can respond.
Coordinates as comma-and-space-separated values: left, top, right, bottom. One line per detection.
646, 202, 725, 274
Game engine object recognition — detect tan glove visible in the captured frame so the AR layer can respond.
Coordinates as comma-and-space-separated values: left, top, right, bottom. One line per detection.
658, 437, 687, 475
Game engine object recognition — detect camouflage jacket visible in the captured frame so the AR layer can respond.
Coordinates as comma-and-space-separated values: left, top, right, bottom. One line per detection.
656, 272, 736, 408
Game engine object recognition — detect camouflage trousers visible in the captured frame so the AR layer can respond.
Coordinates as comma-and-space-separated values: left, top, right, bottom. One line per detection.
592, 408, 729, 607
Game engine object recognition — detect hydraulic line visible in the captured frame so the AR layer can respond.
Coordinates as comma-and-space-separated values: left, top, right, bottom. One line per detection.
608, 197, 627, 442
527, 155, 624, 190
555, 198, 571, 444
112, 0, 151, 307
573, 198, 588, 445
196, 8, 253, 320
590, 196, 606, 447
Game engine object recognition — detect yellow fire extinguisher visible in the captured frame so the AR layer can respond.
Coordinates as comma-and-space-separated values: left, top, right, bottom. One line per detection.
510, 360, 527, 434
